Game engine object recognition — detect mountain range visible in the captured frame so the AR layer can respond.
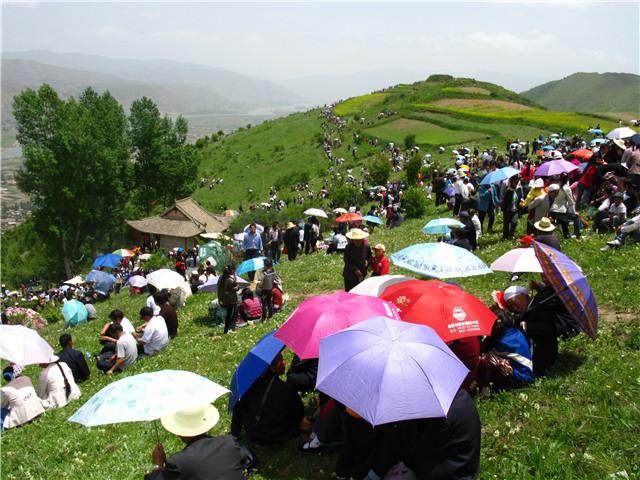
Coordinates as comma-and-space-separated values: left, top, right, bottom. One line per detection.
521, 72, 640, 113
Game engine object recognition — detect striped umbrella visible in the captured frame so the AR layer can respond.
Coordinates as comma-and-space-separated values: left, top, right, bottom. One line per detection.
533, 241, 597, 339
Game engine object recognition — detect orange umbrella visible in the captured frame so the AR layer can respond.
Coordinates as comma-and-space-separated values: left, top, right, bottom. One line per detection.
335, 213, 363, 223
568, 149, 593, 160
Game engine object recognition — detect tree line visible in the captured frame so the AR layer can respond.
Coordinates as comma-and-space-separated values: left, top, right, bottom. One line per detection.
5, 84, 200, 280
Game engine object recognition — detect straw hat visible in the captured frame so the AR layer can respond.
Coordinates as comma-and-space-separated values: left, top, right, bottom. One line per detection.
373, 243, 386, 252
345, 228, 369, 240
161, 404, 220, 437
546, 183, 560, 192
286, 222, 295, 230
534, 217, 556, 232
43, 354, 59, 364
531, 178, 544, 189
612, 138, 625, 150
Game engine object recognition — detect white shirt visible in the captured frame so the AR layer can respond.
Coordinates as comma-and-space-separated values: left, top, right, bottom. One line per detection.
116, 333, 138, 369
609, 202, 627, 216
37, 362, 81, 410
140, 315, 169, 356
121, 317, 135, 334
146, 295, 161, 315
1, 376, 45, 429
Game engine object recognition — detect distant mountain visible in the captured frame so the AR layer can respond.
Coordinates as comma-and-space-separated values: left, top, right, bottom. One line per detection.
2, 50, 305, 122
521, 72, 640, 112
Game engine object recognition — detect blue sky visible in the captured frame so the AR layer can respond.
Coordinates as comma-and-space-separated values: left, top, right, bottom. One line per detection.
2, 2, 638, 90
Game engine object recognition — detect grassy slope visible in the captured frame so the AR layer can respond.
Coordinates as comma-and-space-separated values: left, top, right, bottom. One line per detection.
2, 204, 639, 480
364, 118, 486, 145
521, 72, 640, 113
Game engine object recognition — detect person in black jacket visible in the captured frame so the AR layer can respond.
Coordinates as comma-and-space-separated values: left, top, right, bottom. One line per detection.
521, 277, 581, 376
286, 355, 318, 394
57, 334, 90, 383
231, 353, 304, 446
145, 404, 247, 480
283, 223, 300, 261
342, 229, 372, 291
365, 389, 481, 480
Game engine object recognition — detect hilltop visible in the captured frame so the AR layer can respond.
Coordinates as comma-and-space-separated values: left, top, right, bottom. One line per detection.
194, 74, 617, 211
521, 72, 640, 113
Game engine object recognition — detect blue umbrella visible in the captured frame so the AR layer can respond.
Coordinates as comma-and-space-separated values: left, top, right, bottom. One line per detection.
588, 128, 603, 135
229, 331, 285, 411
630, 133, 640, 146
92, 253, 122, 269
590, 138, 606, 146
390, 243, 492, 279
62, 300, 88, 327
85, 270, 115, 295
236, 256, 267, 275
422, 218, 465, 235
577, 162, 588, 173
443, 186, 455, 196
363, 215, 385, 225
542, 145, 555, 151
479, 166, 519, 186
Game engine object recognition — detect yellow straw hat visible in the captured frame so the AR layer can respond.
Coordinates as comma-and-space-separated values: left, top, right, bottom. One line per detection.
160, 404, 220, 437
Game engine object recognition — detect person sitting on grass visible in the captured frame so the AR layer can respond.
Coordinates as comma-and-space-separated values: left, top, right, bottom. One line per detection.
145, 404, 250, 480
57, 333, 90, 383
448, 226, 473, 251
96, 324, 139, 375
154, 291, 178, 339
1, 365, 45, 431
478, 295, 534, 397
136, 306, 169, 356
602, 207, 640, 251
231, 353, 304, 446
37, 354, 81, 410
238, 288, 262, 322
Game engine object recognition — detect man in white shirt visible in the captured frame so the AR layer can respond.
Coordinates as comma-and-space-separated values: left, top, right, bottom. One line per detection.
37, 355, 81, 410
147, 291, 161, 315
106, 325, 138, 375
136, 307, 169, 356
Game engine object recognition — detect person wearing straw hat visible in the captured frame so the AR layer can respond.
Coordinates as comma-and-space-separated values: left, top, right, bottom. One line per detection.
283, 222, 300, 262
145, 404, 248, 480
343, 229, 372, 291
533, 217, 562, 251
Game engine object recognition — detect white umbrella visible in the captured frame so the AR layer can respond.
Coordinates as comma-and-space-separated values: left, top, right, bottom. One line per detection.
333, 208, 348, 214
127, 275, 148, 288
243, 224, 264, 233
304, 208, 328, 219
349, 275, 415, 297
200, 232, 230, 241
0, 325, 54, 365
606, 127, 636, 139
146, 269, 186, 290
490, 248, 542, 273
198, 275, 249, 293
63, 275, 83, 286
69, 370, 229, 427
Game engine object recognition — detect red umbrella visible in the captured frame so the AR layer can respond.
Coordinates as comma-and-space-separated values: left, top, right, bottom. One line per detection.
568, 148, 593, 160
380, 280, 497, 342
335, 213, 363, 223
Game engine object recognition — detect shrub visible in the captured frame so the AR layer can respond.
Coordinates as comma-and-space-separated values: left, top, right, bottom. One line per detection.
405, 155, 422, 186
330, 184, 364, 209
402, 187, 428, 218
368, 156, 392, 187
404, 134, 416, 149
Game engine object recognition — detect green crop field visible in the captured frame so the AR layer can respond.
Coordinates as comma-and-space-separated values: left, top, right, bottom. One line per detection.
333, 93, 388, 116
2, 204, 639, 480
364, 118, 486, 146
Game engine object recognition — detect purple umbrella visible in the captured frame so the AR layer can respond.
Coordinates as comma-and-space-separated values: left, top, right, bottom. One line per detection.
534, 160, 579, 177
316, 316, 468, 426
533, 241, 598, 339
443, 186, 455, 196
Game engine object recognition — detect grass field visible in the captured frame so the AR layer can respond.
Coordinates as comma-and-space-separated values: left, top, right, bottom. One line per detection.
333, 93, 388, 116
430, 98, 533, 112
364, 118, 486, 146
2, 200, 639, 480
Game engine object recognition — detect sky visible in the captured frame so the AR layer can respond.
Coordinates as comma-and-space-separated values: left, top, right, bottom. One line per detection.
2, 1, 639, 91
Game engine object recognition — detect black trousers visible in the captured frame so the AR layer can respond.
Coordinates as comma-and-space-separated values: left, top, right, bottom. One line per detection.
454, 194, 463, 215
502, 211, 517, 239
478, 209, 495, 233
552, 212, 581, 238
223, 304, 237, 334
244, 249, 260, 281
261, 290, 273, 319
524, 320, 558, 377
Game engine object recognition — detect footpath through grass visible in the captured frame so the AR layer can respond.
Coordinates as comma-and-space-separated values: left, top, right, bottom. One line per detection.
2, 204, 639, 479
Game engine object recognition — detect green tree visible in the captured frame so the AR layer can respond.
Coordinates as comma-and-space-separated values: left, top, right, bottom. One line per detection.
14, 85, 132, 277
406, 154, 422, 186
368, 156, 392, 186
402, 187, 428, 218
129, 100, 200, 214
404, 134, 416, 149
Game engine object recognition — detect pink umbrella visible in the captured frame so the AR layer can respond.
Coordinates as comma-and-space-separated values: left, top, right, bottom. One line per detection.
274, 291, 401, 359
534, 160, 579, 177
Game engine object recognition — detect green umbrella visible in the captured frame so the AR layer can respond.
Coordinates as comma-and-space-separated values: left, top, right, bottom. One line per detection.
199, 241, 229, 269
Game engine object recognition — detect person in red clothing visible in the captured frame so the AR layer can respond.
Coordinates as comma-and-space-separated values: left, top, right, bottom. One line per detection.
520, 160, 536, 184
447, 336, 480, 394
577, 158, 598, 210
370, 243, 390, 277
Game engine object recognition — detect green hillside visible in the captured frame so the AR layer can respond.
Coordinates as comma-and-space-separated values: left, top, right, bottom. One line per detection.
521, 72, 640, 113
195, 75, 617, 211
